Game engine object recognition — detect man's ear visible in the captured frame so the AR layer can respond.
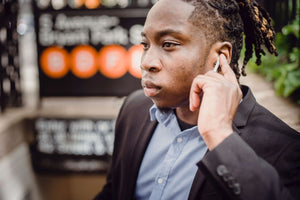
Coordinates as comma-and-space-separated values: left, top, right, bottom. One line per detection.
217, 42, 232, 63
207, 42, 232, 67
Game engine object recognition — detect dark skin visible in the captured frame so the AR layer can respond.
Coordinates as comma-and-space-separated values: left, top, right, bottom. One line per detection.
140, 0, 242, 150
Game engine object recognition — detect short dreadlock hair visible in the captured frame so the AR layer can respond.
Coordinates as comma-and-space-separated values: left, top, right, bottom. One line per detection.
182, 0, 278, 80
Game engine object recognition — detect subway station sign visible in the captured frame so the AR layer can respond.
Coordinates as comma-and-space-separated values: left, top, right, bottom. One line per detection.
31, 117, 116, 173
34, 0, 153, 96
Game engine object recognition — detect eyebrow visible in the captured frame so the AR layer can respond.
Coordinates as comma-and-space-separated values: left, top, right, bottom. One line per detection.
141, 29, 185, 39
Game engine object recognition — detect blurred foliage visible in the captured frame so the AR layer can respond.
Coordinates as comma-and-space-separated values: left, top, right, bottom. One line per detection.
247, 17, 300, 110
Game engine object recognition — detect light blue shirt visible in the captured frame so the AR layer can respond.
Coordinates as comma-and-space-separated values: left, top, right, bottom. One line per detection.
135, 105, 208, 200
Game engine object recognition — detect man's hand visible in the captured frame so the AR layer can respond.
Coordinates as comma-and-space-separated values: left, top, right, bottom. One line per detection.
189, 54, 242, 150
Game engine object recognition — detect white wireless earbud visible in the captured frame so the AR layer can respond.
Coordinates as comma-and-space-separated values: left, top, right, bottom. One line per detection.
213, 57, 220, 72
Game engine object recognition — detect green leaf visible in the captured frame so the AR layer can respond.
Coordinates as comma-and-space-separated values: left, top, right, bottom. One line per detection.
274, 70, 287, 96
283, 70, 300, 97
284, 62, 298, 72
281, 20, 300, 39
289, 48, 300, 62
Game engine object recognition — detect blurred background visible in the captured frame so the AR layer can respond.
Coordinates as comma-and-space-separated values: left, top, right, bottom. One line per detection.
0, 0, 299, 199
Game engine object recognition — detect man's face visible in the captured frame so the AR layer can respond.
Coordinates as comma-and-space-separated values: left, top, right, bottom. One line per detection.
141, 0, 211, 109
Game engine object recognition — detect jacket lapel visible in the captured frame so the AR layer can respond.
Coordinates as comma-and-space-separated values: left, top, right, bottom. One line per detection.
233, 86, 256, 129
125, 108, 158, 199
130, 118, 157, 178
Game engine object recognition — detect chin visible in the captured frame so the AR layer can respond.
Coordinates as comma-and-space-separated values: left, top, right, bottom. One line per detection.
154, 97, 190, 111
156, 105, 173, 112
150, 98, 169, 109
151, 99, 181, 111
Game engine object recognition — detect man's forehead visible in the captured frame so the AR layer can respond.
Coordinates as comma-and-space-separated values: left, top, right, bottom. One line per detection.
145, 0, 194, 24
143, 0, 195, 36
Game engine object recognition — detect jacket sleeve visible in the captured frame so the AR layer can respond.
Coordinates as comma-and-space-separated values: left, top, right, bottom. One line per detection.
197, 132, 300, 200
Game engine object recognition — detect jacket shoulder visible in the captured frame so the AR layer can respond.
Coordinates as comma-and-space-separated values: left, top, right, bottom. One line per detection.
246, 97, 299, 140
237, 86, 300, 164
121, 89, 153, 114
116, 89, 153, 127
237, 86, 299, 138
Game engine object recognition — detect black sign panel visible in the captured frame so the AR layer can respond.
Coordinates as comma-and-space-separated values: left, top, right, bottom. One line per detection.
30, 117, 115, 173
34, 2, 151, 97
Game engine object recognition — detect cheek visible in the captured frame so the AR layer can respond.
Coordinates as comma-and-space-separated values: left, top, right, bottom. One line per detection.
164, 50, 205, 83
179, 60, 205, 79
169, 68, 195, 90
180, 65, 186, 71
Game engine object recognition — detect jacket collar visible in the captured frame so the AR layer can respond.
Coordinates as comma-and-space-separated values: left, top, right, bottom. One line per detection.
233, 85, 256, 128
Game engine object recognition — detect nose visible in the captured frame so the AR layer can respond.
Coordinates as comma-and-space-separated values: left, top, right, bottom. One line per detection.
140, 47, 162, 73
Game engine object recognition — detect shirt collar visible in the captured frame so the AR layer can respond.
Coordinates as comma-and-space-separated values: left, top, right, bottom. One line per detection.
149, 104, 202, 143
149, 104, 157, 121
149, 104, 173, 124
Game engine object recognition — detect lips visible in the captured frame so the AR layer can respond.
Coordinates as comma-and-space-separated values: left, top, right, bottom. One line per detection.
142, 80, 161, 97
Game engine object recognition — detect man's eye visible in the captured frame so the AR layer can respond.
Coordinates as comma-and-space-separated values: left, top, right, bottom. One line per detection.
141, 42, 149, 50
162, 42, 179, 49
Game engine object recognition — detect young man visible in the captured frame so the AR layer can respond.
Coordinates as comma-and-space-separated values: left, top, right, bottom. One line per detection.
94, 0, 300, 199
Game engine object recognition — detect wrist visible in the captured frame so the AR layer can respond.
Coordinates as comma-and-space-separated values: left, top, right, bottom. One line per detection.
201, 128, 233, 150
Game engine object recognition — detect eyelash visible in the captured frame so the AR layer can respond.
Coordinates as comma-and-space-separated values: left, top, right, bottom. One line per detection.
141, 42, 149, 50
162, 42, 179, 48
140, 41, 180, 50
162, 41, 180, 51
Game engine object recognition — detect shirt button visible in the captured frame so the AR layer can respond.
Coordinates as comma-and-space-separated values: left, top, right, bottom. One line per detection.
157, 178, 163, 184
177, 137, 183, 143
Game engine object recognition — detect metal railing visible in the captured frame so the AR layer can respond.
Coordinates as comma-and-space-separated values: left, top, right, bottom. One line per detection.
0, 1, 22, 113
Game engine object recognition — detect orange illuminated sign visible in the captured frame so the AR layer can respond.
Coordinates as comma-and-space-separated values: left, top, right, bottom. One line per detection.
127, 45, 142, 79
84, 0, 100, 9
40, 45, 143, 79
40, 46, 69, 79
70, 45, 98, 79
98, 45, 128, 79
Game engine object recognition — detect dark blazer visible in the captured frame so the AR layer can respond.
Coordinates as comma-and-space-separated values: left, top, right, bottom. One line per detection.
94, 86, 300, 200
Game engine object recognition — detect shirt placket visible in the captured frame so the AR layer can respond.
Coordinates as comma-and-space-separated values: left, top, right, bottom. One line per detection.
149, 112, 192, 200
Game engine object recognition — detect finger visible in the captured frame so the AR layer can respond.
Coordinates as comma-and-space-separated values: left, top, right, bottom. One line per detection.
189, 75, 216, 111
205, 70, 224, 80
189, 76, 202, 111
219, 54, 238, 84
